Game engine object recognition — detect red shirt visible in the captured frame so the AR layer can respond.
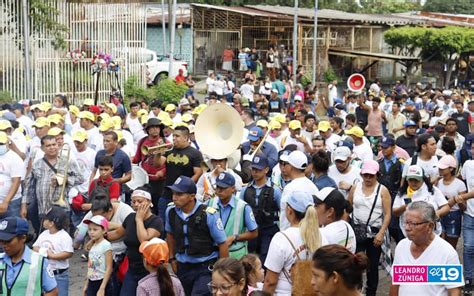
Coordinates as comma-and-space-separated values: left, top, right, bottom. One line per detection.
88, 175, 120, 201
133, 136, 167, 181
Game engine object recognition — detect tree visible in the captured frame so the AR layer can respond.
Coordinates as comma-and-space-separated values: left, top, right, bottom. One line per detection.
384, 26, 474, 88
423, 0, 473, 14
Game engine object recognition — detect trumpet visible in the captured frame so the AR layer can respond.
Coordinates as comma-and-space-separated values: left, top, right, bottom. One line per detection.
141, 142, 173, 156
53, 143, 71, 208
248, 128, 271, 159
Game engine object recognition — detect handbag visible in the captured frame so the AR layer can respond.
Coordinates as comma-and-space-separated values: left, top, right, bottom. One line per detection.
351, 184, 381, 244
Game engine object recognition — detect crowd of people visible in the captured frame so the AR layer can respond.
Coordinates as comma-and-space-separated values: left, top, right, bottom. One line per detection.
0, 65, 473, 296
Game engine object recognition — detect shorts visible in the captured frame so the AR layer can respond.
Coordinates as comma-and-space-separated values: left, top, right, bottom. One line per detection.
239, 62, 248, 71
441, 210, 462, 238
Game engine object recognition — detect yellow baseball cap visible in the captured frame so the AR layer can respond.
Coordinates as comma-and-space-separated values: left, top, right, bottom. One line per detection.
98, 113, 110, 120
104, 103, 117, 114
140, 114, 149, 125
114, 130, 123, 142
0, 131, 7, 144
157, 111, 171, 122
289, 120, 302, 130
69, 105, 80, 116
256, 119, 269, 128
273, 113, 286, 124
173, 122, 188, 129
72, 129, 88, 142
181, 113, 193, 123
318, 121, 331, 132
31, 104, 48, 112
111, 116, 122, 130
48, 114, 64, 124
83, 99, 94, 106
41, 102, 52, 111
32, 117, 50, 128
165, 104, 176, 112
161, 118, 174, 127
345, 126, 364, 138
0, 120, 12, 130
78, 111, 95, 122
269, 120, 282, 130
99, 118, 115, 132
192, 104, 207, 115
137, 109, 148, 118
47, 127, 65, 136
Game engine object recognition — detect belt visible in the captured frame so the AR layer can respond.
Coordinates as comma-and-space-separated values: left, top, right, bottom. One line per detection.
178, 258, 217, 269
53, 268, 68, 275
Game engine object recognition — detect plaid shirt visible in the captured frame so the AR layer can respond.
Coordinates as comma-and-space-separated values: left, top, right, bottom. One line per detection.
24, 155, 84, 215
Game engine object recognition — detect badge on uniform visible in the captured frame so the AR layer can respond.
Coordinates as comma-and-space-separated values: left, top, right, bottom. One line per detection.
216, 218, 224, 231
46, 264, 55, 278
254, 156, 260, 162
218, 173, 225, 180
249, 211, 256, 222
0, 221, 7, 231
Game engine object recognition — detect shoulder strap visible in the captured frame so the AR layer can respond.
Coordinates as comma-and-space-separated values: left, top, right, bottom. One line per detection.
26, 252, 42, 296
344, 223, 349, 248
42, 158, 57, 174
280, 231, 301, 261
365, 184, 381, 227
411, 154, 418, 166
233, 199, 246, 236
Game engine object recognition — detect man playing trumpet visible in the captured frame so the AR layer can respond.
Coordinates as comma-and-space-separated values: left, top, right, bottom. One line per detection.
133, 118, 169, 214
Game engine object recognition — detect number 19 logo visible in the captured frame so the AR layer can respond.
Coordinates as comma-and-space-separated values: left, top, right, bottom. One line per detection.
427, 265, 463, 284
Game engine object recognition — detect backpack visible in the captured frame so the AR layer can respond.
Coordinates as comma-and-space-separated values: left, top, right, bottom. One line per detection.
280, 232, 317, 296
89, 179, 112, 202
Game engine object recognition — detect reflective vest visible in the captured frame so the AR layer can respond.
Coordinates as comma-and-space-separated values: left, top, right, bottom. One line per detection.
0, 251, 44, 296
209, 197, 248, 259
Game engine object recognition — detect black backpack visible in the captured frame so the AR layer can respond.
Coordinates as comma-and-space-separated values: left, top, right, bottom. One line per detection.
89, 180, 112, 202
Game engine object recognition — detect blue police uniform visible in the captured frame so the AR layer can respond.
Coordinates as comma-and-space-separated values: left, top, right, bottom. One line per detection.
242, 141, 278, 169
165, 200, 227, 296
210, 195, 258, 234
0, 246, 57, 295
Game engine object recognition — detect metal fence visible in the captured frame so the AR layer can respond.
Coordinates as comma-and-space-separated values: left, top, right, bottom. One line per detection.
0, 1, 148, 104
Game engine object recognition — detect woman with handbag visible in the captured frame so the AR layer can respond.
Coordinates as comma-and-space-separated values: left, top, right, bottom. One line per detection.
348, 159, 391, 296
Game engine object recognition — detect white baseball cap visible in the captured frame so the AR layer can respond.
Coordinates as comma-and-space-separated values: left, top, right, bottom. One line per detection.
287, 151, 308, 170
333, 146, 351, 161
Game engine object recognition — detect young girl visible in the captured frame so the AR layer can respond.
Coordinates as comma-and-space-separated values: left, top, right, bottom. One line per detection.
211, 258, 249, 296
33, 207, 74, 296
240, 254, 265, 294
83, 215, 113, 296
137, 237, 185, 296
437, 155, 466, 249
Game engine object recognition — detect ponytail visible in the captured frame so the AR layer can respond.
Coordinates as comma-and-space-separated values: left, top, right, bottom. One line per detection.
156, 264, 175, 296
299, 206, 321, 253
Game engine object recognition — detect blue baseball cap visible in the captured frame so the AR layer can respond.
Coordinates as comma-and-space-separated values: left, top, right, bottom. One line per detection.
251, 155, 269, 170
404, 120, 417, 127
406, 100, 415, 106
11, 103, 24, 111
167, 176, 196, 194
248, 126, 263, 142
335, 140, 354, 151
380, 136, 395, 148
215, 172, 235, 188
0, 217, 29, 241
287, 191, 314, 213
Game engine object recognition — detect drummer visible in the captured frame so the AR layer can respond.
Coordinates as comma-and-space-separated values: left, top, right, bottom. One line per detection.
133, 118, 168, 214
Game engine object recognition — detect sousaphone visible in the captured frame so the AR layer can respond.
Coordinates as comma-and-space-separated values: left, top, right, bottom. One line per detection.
195, 103, 244, 167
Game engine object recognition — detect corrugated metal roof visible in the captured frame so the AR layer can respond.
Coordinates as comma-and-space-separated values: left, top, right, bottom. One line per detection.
329, 48, 420, 61
395, 11, 474, 28
190, 3, 290, 19
247, 5, 425, 25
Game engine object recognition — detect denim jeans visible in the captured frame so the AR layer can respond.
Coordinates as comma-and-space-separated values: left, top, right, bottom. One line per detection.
177, 261, 213, 296
120, 270, 145, 296
463, 213, 474, 282
0, 198, 21, 218
55, 270, 69, 296
356, 234, 382, 296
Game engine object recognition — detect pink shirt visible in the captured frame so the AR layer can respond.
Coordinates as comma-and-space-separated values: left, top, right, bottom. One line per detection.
367, 109, 383, 137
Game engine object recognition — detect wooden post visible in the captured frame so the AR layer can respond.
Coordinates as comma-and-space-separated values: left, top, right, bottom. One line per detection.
298, 24, 303, 68
351, 26, 355, 50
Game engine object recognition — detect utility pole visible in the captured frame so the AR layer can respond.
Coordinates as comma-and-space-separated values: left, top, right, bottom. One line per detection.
311, 0, 318, 85
168, 0, 177, 78
292, 0, 298, 86
22, 0, 32, 99
161, 0, 167, 55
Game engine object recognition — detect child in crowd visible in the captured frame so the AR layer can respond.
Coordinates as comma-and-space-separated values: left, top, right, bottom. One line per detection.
33, 207, 74, 296
83, 215, 113, 296
137, 237, 185, 296
241, 254, 265, 293
83, 155, 120, 211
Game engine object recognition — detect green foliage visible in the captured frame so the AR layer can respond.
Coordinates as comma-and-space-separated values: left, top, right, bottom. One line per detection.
124, 75, 188, 105
323, 67, 341, 83
0, 91, 12, 105
30, 0, 68, 50
423, 0, 473, 14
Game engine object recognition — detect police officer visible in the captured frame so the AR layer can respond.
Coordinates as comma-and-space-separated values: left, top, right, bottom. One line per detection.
0, 217, 58, 296
207, 172, 258, 260
165, 176, 228, 296
240, 155, 281, 264
377, 136, 404, 243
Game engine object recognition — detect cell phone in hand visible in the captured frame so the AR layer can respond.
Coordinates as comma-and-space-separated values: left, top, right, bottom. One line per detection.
404, 198, 411, 205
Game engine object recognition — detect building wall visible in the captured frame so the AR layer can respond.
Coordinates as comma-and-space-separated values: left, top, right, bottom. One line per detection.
146, 25, 194, 72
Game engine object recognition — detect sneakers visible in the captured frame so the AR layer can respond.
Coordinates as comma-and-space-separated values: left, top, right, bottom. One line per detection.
463, 279, 473, 295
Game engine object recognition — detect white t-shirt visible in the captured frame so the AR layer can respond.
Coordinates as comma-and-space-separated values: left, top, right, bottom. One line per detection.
33, 229, 74, 270
264, 227, 328, 296
393, 184, 448, 236
320, 220, 356, 253
436, 178, 466, 212
324, 133, 341, 152
460, 159, 474, 217
392, 236, 463, 296
403, 156, 439, 182
72, 147, 97, 195
280, 177, 319, 231
327, 84, 337, 107
214, 80, 225, 96
206, 77, 216, 94
353, 142, 373, 162
11, 130, 28, 155
85, 127, 101, 151
328, 165, 362, 198
281, 135, 307, 153
126, 114, 146, 145
0, 150, 24, 201
352, 183, 384, 228
240, 84, 255, 102
17, 115, 35, 138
